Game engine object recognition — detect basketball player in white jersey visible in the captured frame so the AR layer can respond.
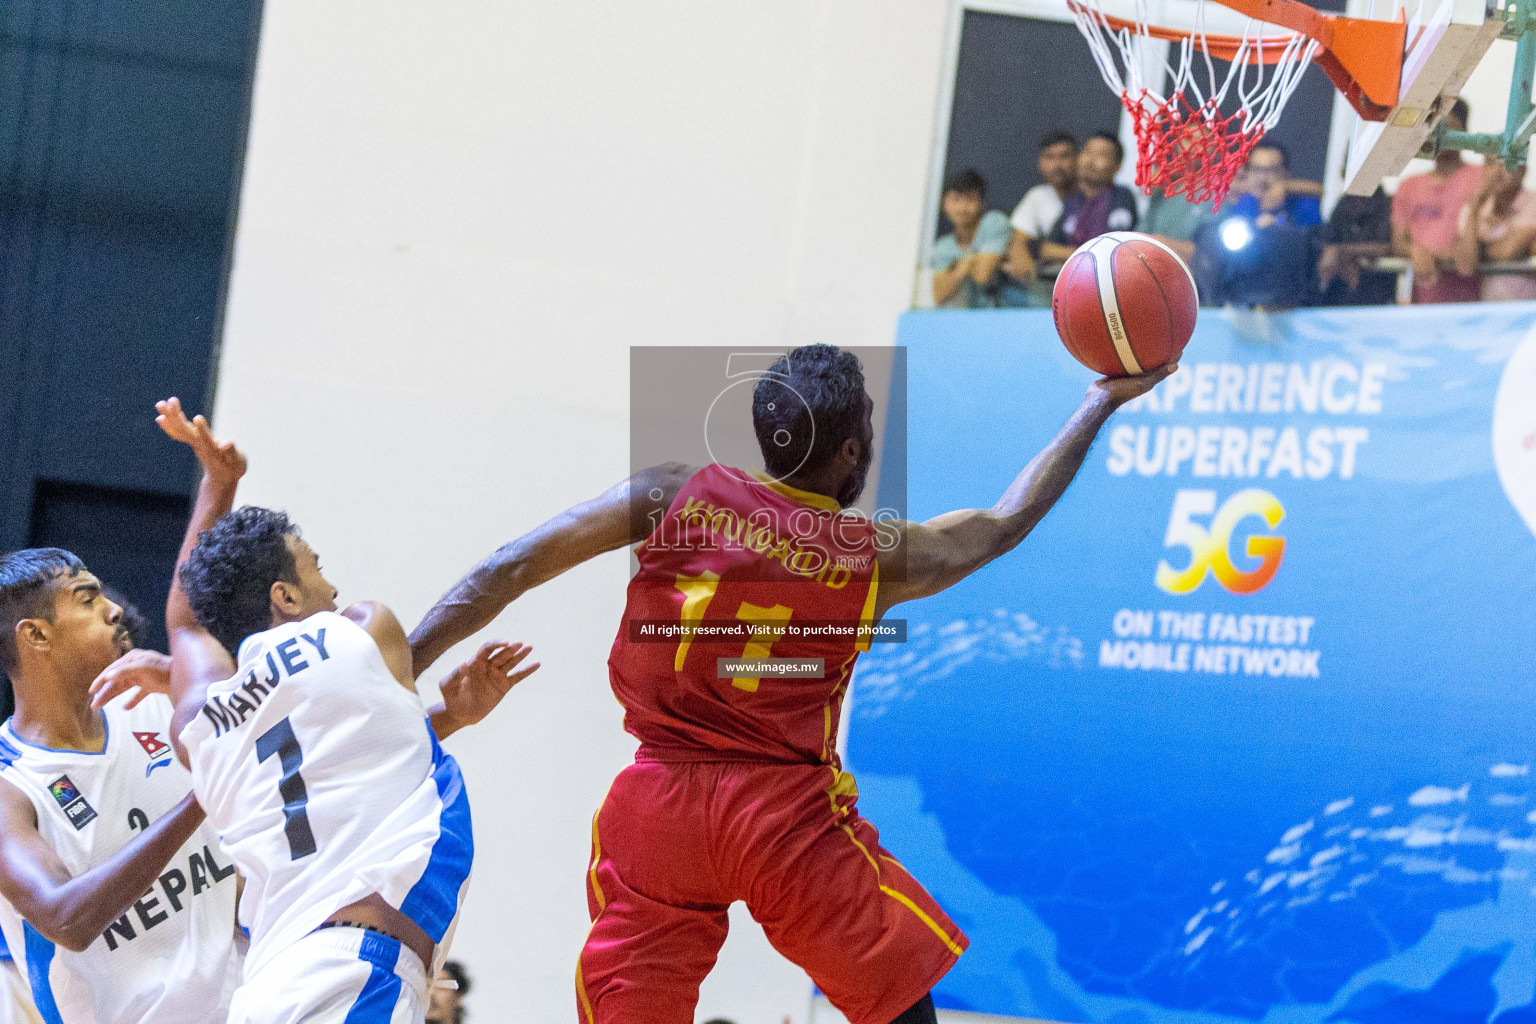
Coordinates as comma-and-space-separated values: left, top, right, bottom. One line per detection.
0, 548, 243, 1024
154, 397, 536, 1024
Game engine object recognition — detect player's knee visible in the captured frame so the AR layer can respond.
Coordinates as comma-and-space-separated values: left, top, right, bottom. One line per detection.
887, 992, 937, 1024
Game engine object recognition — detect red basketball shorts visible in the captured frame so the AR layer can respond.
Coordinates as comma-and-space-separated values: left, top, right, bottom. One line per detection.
575, 756, 967, 1024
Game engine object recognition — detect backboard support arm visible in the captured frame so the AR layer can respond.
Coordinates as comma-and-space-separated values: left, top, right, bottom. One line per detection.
1426, 0, 1536, 168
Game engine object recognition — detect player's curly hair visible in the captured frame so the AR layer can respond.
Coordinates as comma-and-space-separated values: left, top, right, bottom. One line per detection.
752, 344, 867, 480
180, 506, 300, 657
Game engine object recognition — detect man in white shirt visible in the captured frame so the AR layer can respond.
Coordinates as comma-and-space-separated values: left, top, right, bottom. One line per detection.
1001, 131, 1077, 307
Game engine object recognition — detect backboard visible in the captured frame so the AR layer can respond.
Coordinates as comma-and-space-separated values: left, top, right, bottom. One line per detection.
1342, 0, 1503, 195
1068, 0, 1511, 202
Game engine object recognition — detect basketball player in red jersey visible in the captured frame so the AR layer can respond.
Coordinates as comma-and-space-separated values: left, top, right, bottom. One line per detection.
409, 344, 1172, 1024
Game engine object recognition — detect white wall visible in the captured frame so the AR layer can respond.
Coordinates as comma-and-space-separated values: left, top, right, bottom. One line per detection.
214, 2, 948, 1022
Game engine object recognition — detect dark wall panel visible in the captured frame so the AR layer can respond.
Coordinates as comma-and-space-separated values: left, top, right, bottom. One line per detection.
0, 0, 260, 674
942, 11, 1125, 230
28, 481, 191, 655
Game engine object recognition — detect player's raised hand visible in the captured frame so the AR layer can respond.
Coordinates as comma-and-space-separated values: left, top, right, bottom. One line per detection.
155, 397, 247, 486
436, 641, 540, 731
89, 648, 173, 710
1090, 362, 1178, 407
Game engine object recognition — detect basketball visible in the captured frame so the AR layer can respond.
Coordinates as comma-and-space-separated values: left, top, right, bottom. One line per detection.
1051, 231, 1199, 377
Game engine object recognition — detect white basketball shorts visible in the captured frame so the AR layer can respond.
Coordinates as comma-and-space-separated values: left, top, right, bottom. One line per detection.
227, 927, 427, 1024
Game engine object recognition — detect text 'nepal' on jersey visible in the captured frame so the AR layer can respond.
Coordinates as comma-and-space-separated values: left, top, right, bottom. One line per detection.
179, 612, 472, 981
0, 695, 241, 1024
608, 464, 881, 765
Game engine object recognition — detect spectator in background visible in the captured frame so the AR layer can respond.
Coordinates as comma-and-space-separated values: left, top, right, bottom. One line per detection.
1318, 187, 1396, 305
1137, 121, 1217, 261
1454, 159, 1536, 301
1228, 141, 1321, 228
1000, 131, 1077, 305
1142, 186, 1216, 262
427, 961, 472, 1024
1393, 96, 1481, 302
931, 168, 1011, 308
1192, 145, 1319, 308
1041, 132, 1138, 261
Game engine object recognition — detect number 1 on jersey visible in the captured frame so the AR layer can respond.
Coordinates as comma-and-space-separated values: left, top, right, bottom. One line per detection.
731, 601, 792, 692
674, 573, 794, 693
674, 571, 721, 671
255, 717, 317, 860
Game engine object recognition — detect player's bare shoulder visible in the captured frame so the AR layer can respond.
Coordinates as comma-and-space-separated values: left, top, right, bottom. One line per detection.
634, 462, 698, 509
339, 600, 398, 633
628, 462, 700, 541
339, 602, 414, 688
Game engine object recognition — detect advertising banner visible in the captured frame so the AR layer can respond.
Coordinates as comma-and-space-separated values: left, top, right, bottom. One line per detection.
850, 305, 1536, 1024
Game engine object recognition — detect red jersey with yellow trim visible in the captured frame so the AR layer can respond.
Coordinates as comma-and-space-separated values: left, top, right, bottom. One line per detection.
608, 463, 880, 765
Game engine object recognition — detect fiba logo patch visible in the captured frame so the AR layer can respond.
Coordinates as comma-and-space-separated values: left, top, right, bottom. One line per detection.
48, 775, 98, 830
134, 731, 174, 777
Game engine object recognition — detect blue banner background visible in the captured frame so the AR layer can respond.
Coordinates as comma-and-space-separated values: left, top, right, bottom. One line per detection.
850, 305, 1536, 1024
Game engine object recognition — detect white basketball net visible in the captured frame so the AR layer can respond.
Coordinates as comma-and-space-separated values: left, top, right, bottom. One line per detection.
1069, 0, 1320, 205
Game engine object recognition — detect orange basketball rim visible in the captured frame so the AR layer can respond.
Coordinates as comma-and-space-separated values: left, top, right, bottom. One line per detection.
1068, 0, 1409, 205
1068, 0, 1406, 121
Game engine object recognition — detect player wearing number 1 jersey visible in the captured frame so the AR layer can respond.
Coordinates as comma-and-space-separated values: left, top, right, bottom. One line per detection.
409, 344, 1172, 1024
152, 399, 538, 1024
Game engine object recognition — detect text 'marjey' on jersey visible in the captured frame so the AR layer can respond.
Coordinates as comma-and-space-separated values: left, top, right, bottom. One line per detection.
179, 612, 472, 981
609, 464, 881, 765
0, 695, 241, 1024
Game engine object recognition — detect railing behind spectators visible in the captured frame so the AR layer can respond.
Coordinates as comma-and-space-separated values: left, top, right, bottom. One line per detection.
1367, 257, 1536, 303
1028, 258, 1536, 304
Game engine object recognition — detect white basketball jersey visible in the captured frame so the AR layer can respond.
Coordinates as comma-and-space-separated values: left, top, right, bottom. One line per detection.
0, 696, 241, 1024
0, 904, 42, 1024
180, 611, 472, 981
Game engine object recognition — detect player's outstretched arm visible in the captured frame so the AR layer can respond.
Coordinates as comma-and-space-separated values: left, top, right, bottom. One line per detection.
876, 368, 1173, 613
156, 398, 244, 763
0, 781, 206, 952
342, 601, 420, 691
408, 462, 694, 678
